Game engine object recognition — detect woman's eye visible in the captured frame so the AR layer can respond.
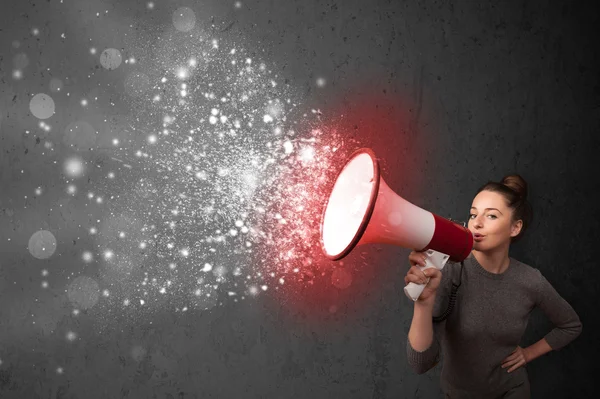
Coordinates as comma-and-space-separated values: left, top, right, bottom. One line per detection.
488, 215, 497, 219
469, 214, 476, 219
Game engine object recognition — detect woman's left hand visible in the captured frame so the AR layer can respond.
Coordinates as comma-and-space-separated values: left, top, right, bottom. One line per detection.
501, 346, 530, 373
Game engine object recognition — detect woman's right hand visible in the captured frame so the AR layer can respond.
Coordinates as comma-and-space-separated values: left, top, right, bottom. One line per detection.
404, 250, 443, 304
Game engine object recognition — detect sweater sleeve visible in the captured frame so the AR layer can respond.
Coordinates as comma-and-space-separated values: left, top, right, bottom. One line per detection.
406, 262, 456, 374
534, 269, 583, 350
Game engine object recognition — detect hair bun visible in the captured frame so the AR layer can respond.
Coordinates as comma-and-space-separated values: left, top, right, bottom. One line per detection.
501, 174, 528, 199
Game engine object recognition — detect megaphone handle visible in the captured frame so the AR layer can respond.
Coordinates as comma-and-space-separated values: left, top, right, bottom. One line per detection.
403, 264, 435, 302
403, 250, 449, 302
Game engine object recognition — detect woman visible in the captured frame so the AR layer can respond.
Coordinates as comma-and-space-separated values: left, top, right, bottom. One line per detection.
405, 175, 582, 398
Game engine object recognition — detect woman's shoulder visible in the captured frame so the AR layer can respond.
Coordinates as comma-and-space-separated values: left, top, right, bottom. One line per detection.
509, 257, 547, 286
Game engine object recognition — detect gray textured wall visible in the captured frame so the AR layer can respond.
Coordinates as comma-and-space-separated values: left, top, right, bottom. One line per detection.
1, 0, 598, 398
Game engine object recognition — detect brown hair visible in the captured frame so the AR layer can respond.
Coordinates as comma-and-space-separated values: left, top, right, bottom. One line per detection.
475, 174, 533, 243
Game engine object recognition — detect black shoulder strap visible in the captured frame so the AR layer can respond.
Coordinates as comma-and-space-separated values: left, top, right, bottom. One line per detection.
432, 260, 464, 323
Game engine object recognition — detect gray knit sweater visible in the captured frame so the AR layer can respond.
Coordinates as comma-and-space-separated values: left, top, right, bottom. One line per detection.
406, 252, 582, 397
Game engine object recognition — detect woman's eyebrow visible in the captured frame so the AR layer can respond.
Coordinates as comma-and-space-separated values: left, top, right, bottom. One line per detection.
470, 207, 503, 215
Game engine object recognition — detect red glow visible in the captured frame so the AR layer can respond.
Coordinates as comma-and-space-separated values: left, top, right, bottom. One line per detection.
256, 87, 431, 322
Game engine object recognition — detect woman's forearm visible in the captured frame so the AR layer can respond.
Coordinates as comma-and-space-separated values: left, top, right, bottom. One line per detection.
525, 338, 553, 363
408, 299, 436, 351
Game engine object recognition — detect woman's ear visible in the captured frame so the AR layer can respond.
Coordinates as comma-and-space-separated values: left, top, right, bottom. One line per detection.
510, 219, 523, 238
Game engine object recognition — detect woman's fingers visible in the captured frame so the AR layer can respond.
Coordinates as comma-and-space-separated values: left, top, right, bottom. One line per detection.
409, 251, 428, 267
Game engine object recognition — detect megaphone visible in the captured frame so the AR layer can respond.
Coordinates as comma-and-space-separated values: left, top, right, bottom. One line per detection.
319, 148, 473, 301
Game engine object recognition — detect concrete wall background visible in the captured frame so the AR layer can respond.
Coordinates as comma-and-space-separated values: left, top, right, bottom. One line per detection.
0, 0, 597, 397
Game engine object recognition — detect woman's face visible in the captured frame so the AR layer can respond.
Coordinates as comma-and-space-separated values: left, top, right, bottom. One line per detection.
468, 190, 522, 251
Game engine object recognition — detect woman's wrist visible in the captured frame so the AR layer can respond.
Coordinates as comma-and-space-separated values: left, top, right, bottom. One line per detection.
415, 296, 436, 310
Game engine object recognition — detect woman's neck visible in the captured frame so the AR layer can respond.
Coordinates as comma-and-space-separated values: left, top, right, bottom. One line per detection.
472, 248, 511, 274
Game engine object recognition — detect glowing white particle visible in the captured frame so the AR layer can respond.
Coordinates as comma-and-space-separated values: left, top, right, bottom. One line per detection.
104, 250, 114, 260
123, 299, 130, 306
279, 278, 285, 285
219, 115, 227, 123
261, 285, 268, 291
248, 286, 258, 295
229, 229, 238, 236
96, 197, 103, 204
82, 251, 93, 262
263, 114, 273, 123
148, 134, 157, 144
81, 99, 88, 107
112, 138, 119, 146
90, 47, 97, 55
180, 248, 189, 257
32, 28, 39, 35
13, 70, 23, 80
209, 116, 218, 124
119, 232, 125, 238
41, 281, 49, 288
159, 287, 166, 294
217, 168, 229, 177
283, 140, 293, 154
102, 289, 110, 297
66, 184, 77, 195
107, 172, 115, 179
140, 300, 145, 305
56, 367, 64, 374
212, 39, 218, 49
316, 77, 326, 87
235, 220, 244, 227
189, 58, 197, 67
35, 187, 42, 196
147, 2, 154, 9
153, 95, 161, 102
245, 58, 251, 64
161, 77, 167, 83
64, 156, 85, 178
169, 263, 176, 270
41, 269, 49, 277
176, 67, 188, 79
180, 90, 187, 97
299, 146, 315, 162
241, 226, 249, 234
139, 242, 147, 249
201, 263, 212, 272
89, 227, 97, 234
72, 309, 80, 316
66, 331, 77, 341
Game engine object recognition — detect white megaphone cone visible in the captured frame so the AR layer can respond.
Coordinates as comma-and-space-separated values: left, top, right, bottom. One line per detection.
319, 148, 473, 301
